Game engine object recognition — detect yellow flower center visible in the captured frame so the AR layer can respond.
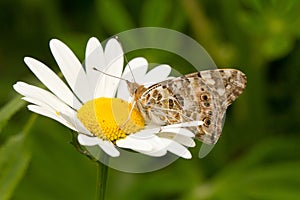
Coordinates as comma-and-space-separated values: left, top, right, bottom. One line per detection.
77, 97, 144, 142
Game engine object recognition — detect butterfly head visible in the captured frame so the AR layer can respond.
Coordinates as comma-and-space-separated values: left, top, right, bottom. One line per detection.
126, 80, 139, 95
126, 80, 147, 99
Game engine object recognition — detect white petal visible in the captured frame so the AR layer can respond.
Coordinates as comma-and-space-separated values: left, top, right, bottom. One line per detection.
161, 138, 192, 159
134, 135, 167, 157
94, 70, 120, 98
22, 97, 49, 109
159, 127, 195, 137
28, 105, 76, 131
50, 39, 91, 102
23, 97, 79, 130
131, 124, 195, 138
73, 117, 93, 136
117, 80, 132, 100
23, 57, 82, 110
122, 57, 148, 82
98, 140, 120, 157
104, 38, 124, 69
60, 112, 92, 136
116, 136, 152, 151
94, 38, 124, 97
173, 135, 195, 147
14, 82, 76, 116
20, 90, 90, 136
78, 135, 120, 157
144, 64, 171, 83
134, 126, 161, 136
78, 134, 100, 146
85, 37, 105, 96
162, 121, 204, 129
140, 149, 167, 157
158, 133, 195, 147
129, 127, 158, 138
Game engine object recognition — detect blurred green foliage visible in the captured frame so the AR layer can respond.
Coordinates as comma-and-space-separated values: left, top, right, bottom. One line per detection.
1, 0, 300, 199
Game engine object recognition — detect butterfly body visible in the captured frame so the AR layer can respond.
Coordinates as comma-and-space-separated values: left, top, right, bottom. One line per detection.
127, 69, 246, 144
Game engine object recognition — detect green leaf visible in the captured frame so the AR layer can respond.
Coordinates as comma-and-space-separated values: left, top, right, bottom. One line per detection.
0, 133, 31, 200
0, 95, 25, 134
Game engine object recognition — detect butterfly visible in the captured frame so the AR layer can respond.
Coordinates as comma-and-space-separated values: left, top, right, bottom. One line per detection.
126, 69, 247, 144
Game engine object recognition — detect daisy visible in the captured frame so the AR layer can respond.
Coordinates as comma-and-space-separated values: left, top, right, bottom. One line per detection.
14, 37, 201, 159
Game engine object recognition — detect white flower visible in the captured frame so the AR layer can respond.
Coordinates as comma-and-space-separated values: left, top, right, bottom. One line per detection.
14, 37, 198, 159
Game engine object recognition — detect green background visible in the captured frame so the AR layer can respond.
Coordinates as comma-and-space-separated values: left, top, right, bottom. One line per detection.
1, 0, 300, 199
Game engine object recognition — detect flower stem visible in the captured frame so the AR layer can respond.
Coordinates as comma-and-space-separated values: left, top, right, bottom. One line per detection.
96, 155, 109, 200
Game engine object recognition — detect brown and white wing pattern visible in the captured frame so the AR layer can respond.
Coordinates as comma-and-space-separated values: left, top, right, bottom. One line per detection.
128, 69, 247, 144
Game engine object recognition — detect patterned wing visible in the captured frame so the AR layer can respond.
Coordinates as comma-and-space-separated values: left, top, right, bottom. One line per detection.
165, 71, 225, 144
129, 69, 246, 144
133, 83, 184, 125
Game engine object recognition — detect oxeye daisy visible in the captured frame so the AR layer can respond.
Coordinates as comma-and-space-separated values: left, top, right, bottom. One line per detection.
14, 37, 200, 159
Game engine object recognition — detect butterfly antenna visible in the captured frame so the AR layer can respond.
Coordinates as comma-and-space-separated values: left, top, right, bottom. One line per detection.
92, 67, 127, 81
124, 55, 136, 83
113, 36, 136, 83
119, 101, 137, 130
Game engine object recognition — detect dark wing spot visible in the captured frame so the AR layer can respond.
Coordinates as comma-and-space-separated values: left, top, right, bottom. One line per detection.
146, 93, 151, 101
152, 89, 158, 98
185, 110, 192, 117
157, 93, 162, 101
174, 113, 180, 120
183, 75, 190, 83
148, 98, 155, 105
169, 99, 174, 109
204, 102, 210, 107
203, 117, 211, 127
200, 93, 209, 101
173, 94, 184, 106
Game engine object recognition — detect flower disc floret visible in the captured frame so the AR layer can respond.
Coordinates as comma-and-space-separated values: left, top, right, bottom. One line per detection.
77, 97, 144, 142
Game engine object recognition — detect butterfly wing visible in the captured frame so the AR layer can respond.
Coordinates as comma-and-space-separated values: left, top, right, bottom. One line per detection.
133, 69, 246, 144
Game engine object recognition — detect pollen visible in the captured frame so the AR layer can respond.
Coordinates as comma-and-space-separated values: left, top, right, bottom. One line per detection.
55, 111, 61, 116
77, 97, 144, 142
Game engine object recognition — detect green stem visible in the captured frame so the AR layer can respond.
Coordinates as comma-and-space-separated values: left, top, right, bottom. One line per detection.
96, 155, 109, 200
69, 132, 109, 199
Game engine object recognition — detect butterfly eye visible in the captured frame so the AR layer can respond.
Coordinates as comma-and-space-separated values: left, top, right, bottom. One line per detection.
200, 93, 209, 101
203, 117, 211, 126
